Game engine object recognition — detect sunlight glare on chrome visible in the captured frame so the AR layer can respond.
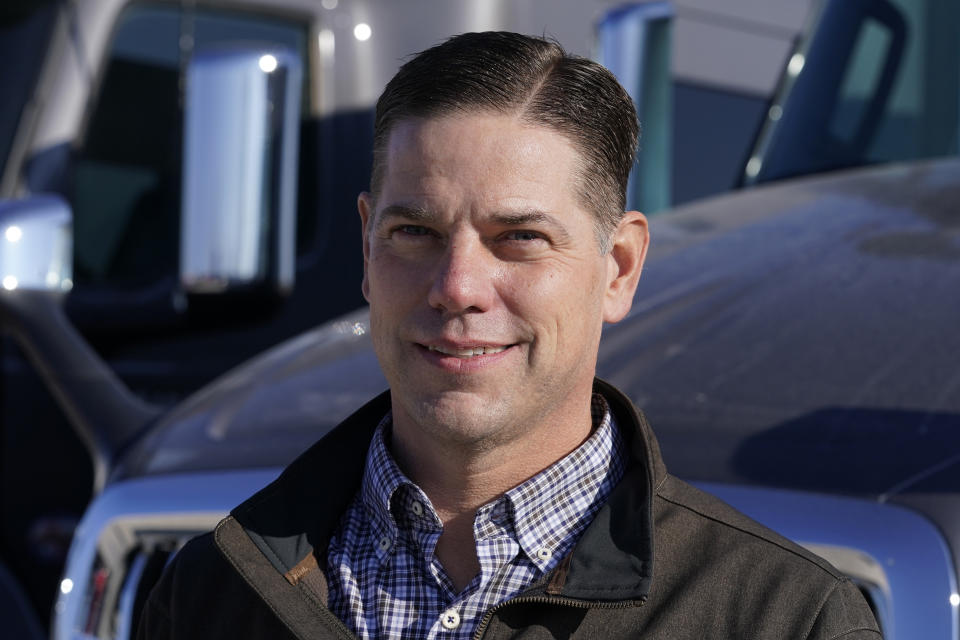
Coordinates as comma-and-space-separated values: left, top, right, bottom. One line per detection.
318, 29, 335, 57
258, 54, 278, 73
354, 23, 372, 41
5, 225, 22, 242
787, 53, 805, 76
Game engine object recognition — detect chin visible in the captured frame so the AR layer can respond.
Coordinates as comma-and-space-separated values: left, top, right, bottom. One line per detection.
404, 388, 517, 445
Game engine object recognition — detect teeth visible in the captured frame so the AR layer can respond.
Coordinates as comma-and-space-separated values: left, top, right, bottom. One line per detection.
428, 344, 508, 357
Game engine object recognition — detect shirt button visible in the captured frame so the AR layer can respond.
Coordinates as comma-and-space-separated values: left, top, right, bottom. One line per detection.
378, 536, 391, 552
440, 608, 461, 630
411, 501, 424, 517
536, 547, 552, 561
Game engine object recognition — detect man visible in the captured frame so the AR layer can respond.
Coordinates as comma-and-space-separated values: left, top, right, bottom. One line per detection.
139, 32, 881, 639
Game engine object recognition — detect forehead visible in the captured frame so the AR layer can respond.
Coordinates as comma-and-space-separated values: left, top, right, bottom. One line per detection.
378, 113, 586, 212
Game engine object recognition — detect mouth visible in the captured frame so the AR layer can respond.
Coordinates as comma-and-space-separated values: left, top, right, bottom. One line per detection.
425, 344, 510, 358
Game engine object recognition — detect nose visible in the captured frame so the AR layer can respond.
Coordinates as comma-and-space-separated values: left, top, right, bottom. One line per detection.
427, 236, 496, 314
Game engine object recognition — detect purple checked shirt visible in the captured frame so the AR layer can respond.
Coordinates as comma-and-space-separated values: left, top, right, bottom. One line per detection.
326, 394, 627, 639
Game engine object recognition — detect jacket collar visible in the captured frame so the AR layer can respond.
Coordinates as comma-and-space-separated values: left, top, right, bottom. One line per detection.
543, 378, 662, 602
220, 378, 663, 605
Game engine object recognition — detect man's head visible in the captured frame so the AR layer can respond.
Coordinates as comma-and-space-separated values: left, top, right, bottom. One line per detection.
370, 31, 639, 253
358, 32, 648, 466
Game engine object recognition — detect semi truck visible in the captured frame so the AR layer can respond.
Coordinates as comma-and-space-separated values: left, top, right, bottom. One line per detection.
0, 0, 819, 629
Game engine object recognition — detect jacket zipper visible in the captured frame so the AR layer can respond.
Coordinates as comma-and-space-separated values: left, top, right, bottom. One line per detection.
472, 595, 646, 639
306, 594, 643, 640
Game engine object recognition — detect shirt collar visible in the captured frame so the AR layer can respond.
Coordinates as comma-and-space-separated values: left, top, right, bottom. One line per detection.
501, 393, 625, 570
358, 395, 625, 568
360, 413, 442, 556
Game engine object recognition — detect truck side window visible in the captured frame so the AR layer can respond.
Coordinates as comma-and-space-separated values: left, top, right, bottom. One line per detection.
71, 1, 307, 288
831, 0, 958, 164
748, 0, 959, 186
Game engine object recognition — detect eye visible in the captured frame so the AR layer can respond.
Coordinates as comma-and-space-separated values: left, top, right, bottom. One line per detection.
502, 230, 546, 243
394, 224, 432, 237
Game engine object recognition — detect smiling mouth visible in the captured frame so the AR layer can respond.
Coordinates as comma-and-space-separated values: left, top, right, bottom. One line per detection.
426, 344, 510, 358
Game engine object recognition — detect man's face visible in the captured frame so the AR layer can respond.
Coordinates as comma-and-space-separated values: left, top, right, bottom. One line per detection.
359, 113, 640, 450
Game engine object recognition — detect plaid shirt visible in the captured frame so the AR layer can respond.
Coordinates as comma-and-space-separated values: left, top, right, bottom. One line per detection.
326, 394, 626, 639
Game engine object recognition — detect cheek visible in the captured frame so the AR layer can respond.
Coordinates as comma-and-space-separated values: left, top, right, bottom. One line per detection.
367, 251, 416, 299
508, 262, 605, 338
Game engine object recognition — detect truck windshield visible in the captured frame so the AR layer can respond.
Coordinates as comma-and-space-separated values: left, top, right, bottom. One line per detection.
745, 0, 959, 185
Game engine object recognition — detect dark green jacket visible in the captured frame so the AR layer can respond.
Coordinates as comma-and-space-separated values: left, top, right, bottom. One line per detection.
138, 379, 881, 639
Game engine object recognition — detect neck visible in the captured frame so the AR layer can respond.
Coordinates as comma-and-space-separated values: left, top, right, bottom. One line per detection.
388, 393, 595, 591
391, 402, 594, 518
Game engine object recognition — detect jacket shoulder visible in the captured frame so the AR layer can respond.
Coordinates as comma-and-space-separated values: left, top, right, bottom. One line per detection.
657, 474, 844, 577
650, 475, 881, 638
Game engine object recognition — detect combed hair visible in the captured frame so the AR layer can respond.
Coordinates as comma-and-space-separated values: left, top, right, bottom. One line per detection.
370, 31, 639, 252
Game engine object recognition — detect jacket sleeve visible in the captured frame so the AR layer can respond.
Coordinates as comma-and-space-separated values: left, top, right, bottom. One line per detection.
134, 560, 175, 640
806, 578, 883, 639
133, 533, 221, 640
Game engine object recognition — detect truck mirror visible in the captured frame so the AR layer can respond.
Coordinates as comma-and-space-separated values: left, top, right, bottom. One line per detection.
0, 195, 73, 294
180, 46, 302, 297
0, 195, 157, 491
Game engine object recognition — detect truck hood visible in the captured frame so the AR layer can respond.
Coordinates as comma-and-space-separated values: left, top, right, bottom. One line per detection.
115, 158, 960, 498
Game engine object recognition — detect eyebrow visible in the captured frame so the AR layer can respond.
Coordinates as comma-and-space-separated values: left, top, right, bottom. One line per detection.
376, 204, 434, 229
376, 204, 572, 242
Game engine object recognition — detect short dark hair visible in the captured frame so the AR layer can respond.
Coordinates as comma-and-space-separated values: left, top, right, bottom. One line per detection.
371, 31, 639, 252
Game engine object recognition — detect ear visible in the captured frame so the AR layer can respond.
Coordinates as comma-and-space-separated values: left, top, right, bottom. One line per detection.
358, 192, 375, 302
602, 210, 649, 323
